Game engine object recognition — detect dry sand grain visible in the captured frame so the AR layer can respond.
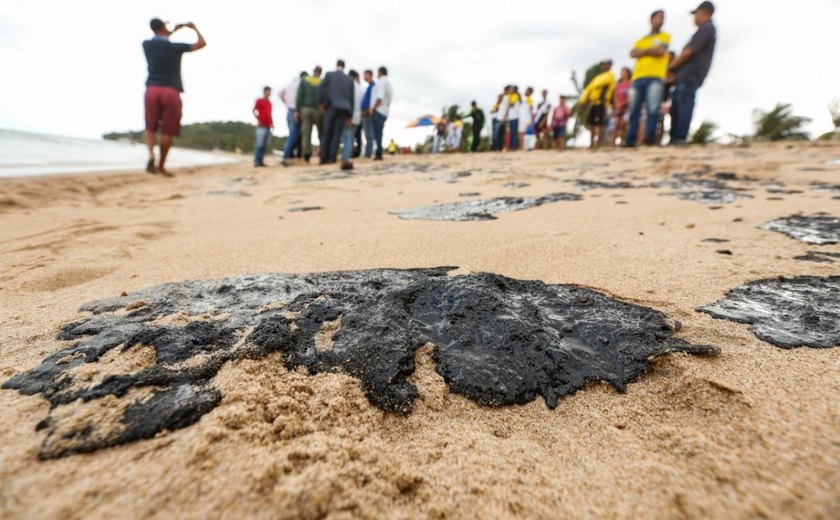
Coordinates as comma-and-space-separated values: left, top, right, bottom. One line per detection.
1, 144, 838, 519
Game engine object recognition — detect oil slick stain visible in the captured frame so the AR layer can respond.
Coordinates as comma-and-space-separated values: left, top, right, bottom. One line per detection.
390, 193, 581, 221
698, 276, 840, 349
759, 215, 840, 245
4, 267, 716, 458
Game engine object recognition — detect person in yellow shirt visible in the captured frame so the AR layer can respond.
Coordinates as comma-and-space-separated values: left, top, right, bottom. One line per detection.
624, 10, 670, 147
579, 60, 616, 148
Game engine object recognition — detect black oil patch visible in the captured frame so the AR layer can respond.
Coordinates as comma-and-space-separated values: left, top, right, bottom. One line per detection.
793, 251, 840, 263
198, 190, 251, 198
656, 173, 753, 205
571, 180, 636, 191
759, 215, 840, 245
287, 206, 323, 212
4, 268, 715, 458
698, 276, 840, 349
390, 193, 581, 221
811, 183, 840, 193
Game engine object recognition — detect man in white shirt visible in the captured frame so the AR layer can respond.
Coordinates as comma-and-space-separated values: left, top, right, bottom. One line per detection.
367, 66, 393, 161
281, 72, 304, 162
341, 70, 365, 169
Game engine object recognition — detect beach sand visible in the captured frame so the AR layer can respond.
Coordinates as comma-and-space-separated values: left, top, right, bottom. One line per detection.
1, 144, 838, 519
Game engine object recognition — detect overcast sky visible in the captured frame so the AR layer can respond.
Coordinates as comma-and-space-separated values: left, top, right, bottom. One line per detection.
2, 0, 838, 146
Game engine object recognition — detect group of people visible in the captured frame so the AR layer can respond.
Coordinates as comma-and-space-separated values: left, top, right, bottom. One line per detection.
141, 3, 716, 175
467, 1, 718, 153
578, 1, 717, 148
253, 62, 394, 169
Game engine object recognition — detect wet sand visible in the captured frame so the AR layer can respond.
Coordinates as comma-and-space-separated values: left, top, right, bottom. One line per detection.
1, 143, 839, 519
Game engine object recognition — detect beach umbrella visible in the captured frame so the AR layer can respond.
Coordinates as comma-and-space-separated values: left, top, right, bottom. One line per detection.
406, 115, 441, 128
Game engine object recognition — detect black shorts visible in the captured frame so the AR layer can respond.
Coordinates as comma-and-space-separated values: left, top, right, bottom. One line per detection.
587, 104, 606, 126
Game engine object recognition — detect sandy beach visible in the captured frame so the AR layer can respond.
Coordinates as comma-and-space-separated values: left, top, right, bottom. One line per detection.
1, 144, 839, 519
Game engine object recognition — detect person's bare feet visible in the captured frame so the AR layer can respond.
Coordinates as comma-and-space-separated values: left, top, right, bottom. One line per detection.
146, 158, 156, 174
157, 167, 174, 177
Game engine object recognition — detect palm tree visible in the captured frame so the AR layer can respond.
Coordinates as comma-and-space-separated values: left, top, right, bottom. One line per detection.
690, 120, 719, 145
752, 103, 811, 141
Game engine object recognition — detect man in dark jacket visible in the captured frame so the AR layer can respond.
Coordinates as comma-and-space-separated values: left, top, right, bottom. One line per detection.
463, 101, 485, 152
317, 60, 355, 165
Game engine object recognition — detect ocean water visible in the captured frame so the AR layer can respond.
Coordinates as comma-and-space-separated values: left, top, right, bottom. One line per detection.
0, 129, 238, 178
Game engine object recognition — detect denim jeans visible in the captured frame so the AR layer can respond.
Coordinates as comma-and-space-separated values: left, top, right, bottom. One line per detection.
362, 116, 375, 157
342, 123, 359, 161
625, 77, 664, 145
432, 134, 443, 154
491, 119, 501, 150
670, 82, 700, 143
254, 126, 271, 165
372, 111, 387, 159
508, 119, 519, 150
283, 108, 301, 159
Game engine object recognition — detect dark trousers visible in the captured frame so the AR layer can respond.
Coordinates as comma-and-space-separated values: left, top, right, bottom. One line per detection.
372, 112, 387, 159
353, 124, 362, 158
471, 127, 481, 152
492, 120, 505, 151
320, 107, 350, 163
670, 82, 699, 143
508, 119, 519, 150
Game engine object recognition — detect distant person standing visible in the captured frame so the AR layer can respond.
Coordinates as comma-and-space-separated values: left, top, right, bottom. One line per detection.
252, 86, 273, 167
490, 91, 505, 151
317, 60, 354, 165
361, 70, 376, 158
280, 72, 305, 166
669, 1, 717, 144
504, 86, 521, 151
142, 18, 206, 176
295, 65, 323, 163
534, 89, 552, 150
368, 66, 393, 161
447, 116, 463, 151
611, 67, 633, 145
624, 10, 670, 147
462, 101, 485, 152
551, 96, 570, 150
579, 60, 616, 148
518, 87, 535, 150
340, 69, 364, 169
433, 118, 447, 154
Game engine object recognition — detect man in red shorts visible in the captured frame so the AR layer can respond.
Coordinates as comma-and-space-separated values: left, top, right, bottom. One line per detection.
143, 18, 206, 176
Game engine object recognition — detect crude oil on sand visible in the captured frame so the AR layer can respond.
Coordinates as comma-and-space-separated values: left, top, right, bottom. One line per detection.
1, 143, 839, 519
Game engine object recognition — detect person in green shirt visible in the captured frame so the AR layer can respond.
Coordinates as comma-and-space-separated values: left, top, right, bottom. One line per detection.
292, 65, 323, 164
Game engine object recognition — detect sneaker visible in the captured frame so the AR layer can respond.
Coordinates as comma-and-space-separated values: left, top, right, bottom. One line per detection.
340, 161, 354, 171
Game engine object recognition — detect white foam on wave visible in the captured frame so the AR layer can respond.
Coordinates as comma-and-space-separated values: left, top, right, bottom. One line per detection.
0, 129, 239, 178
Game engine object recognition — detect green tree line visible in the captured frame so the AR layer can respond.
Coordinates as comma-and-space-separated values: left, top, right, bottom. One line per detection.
104, 121, 285, 153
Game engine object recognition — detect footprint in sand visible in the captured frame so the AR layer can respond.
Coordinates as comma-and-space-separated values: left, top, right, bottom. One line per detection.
24, 267, 116, 291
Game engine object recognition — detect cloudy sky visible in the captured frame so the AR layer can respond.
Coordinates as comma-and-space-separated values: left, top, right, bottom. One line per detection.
1, 0, 838, 146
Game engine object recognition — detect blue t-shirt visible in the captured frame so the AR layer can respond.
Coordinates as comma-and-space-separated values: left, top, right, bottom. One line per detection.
361, 82, 375, 111
143, 36, 192, 92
